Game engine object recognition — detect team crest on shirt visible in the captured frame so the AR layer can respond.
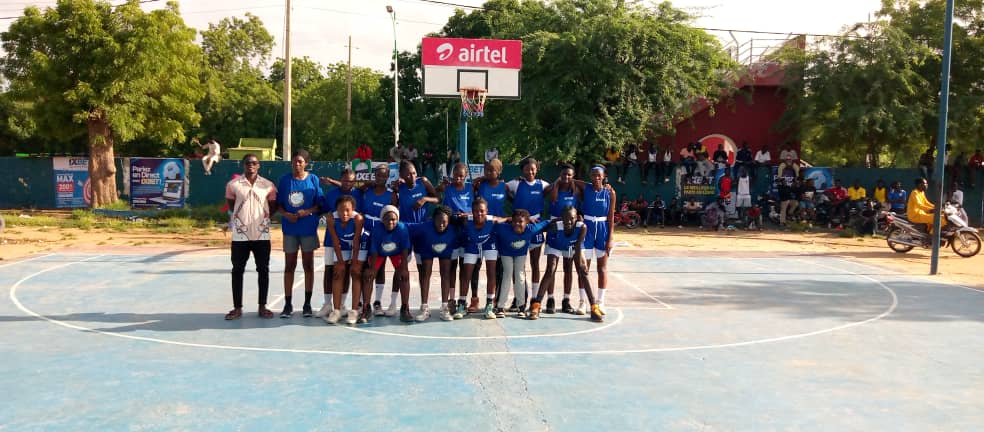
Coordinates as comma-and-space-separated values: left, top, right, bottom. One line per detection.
289, 191, 305, 207
381, 242, 398, 253
511, 240, 526, 249
432, 243, 447, 253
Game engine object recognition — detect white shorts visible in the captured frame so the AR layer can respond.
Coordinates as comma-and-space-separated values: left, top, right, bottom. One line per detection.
452, 247, 465, 260
736, 194, 752, 208
582, 248, 607, 260
325, 247, 369, 265
544, 245, 575, 258
463, 249, 498, 264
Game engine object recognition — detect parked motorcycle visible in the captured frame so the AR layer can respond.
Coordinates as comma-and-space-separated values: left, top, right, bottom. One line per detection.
884, 202, 981, 257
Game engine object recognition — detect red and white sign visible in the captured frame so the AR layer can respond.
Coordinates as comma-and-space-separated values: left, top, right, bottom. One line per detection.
422, 37, 522, 69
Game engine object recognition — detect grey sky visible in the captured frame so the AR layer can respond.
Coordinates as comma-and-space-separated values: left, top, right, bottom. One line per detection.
1, 0, 884, 73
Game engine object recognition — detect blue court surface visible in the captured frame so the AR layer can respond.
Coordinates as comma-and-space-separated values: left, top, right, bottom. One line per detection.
1, 250, 982, 431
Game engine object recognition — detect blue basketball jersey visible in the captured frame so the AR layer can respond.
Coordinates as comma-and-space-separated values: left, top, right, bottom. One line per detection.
408, 222, 459, 259
442, 184, 473, 215
321, 187, 363, 214
509, 179, 550, 219
495, 220, 550, 257
369, 222, 410, 257
398, 179, 429, 223
546, 220, 585, 251
581, 186, 611, 217
324, 212, 359, 250
361, 188, 393, 232
478, 181, 508, 217
550, 188, 580, 218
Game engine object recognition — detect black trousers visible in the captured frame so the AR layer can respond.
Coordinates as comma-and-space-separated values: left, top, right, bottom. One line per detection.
231, 240, 271, 308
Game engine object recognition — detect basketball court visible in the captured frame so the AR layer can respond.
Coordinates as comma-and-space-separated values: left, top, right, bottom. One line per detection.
1, 248, 982, 430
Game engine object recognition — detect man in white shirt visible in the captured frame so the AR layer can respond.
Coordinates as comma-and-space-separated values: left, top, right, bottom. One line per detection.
198, 137, 222, 176
753, 145, 771, 180
404, 142, 418, 163
389, 142, 403, 163
778, 143, 799, 177
224, 153, 278, 320
484, 147, 499, 163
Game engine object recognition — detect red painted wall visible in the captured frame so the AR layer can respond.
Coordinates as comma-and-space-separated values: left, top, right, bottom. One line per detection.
654, 86, 796, 163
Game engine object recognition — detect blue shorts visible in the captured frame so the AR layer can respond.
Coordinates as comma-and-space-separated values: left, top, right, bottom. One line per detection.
582, 217, 609, 254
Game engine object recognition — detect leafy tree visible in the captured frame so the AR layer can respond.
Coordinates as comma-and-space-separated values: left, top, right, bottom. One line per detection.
0, 0, 204, 206
196, 13, 280, 155
268, 56, 326, 93
776, 23, 934, 167
433, 0, 738, 165
293, 63, 388, 160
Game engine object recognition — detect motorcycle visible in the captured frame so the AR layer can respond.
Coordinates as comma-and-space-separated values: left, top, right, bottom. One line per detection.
613, 203, 642, 229
884, 202, 981, 258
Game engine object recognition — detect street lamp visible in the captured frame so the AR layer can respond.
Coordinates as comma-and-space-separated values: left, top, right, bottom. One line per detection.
386, 5, 400, 150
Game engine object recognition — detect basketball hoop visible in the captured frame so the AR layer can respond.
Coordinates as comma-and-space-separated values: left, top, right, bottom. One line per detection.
459, 87, 487, 119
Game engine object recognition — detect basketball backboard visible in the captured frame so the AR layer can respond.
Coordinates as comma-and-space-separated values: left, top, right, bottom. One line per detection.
421, 37, 522, 100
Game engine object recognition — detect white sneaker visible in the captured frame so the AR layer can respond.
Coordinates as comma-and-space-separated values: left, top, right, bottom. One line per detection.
415, 304, 431, 322
315, 303, 332, 318
574, 300, 587, 315
345, 309, 358, 325
440, 305, 454, 321
384, 302, 399, 317
326, 309, 342, 324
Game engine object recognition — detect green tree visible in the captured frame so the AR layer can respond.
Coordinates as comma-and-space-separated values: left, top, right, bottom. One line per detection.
777, 22, 934, 167
433, 0, 737, 164
1, 0, 204, 206
197, 13, 280, 154
293, 63, 388, 160
876, 0, 984, 157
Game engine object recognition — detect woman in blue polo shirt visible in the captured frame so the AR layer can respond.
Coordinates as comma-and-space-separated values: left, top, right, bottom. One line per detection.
276, 149, 324, 319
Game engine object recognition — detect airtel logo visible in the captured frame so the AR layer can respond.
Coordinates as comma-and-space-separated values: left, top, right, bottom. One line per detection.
436, 43, 454, 61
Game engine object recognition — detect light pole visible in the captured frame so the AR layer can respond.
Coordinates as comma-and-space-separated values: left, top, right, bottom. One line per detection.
386, 5, 400, 150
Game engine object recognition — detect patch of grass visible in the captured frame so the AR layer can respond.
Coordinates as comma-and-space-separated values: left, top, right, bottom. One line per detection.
68, 209, 95, 230
152, 217, 198, 234
96, 200, 132, 211
2, 213, 62, 227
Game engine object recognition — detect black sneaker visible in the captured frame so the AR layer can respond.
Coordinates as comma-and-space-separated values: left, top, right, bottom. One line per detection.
399, 305, 414, 323
279, 304, 293, 319
545, 297, 556, 314
561, 298, 574, 314
508, 298, 518, 312
494, 307, 506, 318
302, 304, 313, 318
358, 305, 371, 324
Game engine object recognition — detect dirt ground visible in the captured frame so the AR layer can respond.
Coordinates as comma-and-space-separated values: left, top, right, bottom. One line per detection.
1, 222, 980, 289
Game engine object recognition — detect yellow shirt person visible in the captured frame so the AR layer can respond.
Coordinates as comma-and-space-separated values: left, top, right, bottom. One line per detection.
907, 179, 945, 230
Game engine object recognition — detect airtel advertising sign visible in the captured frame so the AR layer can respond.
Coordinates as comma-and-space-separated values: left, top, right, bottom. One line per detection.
422, 37, 522, 69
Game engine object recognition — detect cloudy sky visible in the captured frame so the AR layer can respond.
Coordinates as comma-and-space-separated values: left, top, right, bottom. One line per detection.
1, 0, 885, 73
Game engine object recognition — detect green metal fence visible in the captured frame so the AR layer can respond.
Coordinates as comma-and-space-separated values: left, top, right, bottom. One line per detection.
2, 156, 981, 226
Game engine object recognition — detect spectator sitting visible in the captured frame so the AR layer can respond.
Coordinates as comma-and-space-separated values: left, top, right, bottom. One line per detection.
735, 141, 753, 178
643, 143, 659, 185
778, 143, 799, 177
666, 197, 681, 227
421, 146, 437, 178
826, 179, 849, 228
644, 195, 666, 228
679, 143, 696, 177
484, 146, 499, 163
712, 144, 729, 173
798, 178, 816, 222
681, 197, 702, 227
753, 145, 771, 180
873, 179, 888, 210
856, 198, 878, 236
390, 141, 404, 163
629, 194, 648, 212
403, 142, 418, 164
847, 178, 867, 210
746, 203, 763, 231
694, 152, 714, 177
605, 146, 622, 182
702, 198, 725, 231
622, 143, 639, 184
887, 181, 907, 215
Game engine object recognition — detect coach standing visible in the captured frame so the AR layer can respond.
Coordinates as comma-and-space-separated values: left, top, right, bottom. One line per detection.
224, 154, 278, 320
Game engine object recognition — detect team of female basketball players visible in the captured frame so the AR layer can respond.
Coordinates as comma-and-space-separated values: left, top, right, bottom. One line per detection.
262, 150, 615, 326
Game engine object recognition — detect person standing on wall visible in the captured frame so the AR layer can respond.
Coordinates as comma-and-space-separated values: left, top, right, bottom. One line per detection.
224, 154, 278, 320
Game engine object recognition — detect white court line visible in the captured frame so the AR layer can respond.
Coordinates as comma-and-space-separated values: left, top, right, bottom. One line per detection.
336, 308, 623, 340
0, 253, 55, 269
612, 272, 674, 309
823, 258, 984, 295
7, 254, 903, 357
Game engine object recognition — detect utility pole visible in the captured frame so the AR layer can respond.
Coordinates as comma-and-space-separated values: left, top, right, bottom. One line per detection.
282, 0, 292, 160
347, 35, 353, 123
930, 0, 956, 275
387, 5, 400, 149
